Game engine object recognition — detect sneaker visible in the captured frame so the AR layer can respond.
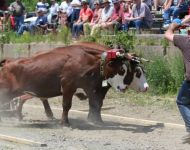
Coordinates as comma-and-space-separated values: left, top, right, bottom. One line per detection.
163, 24, 170, 29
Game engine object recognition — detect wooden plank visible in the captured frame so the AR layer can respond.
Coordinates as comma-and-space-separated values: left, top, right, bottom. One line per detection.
0, 133, 47, 147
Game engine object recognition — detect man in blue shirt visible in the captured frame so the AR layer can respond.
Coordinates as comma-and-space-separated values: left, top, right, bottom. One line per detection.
17, 9, 48, 35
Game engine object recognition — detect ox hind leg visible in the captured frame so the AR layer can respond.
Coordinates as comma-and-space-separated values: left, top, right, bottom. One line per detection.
61, 88, 76, 127
40, 98, 54, 119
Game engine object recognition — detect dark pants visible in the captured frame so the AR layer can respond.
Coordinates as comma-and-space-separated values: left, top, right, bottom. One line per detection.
72, 22, 84, 38
14, 15, 24, 31
123, 19, 150, 33
177, 80, 190, 133
70, 9, 80, 28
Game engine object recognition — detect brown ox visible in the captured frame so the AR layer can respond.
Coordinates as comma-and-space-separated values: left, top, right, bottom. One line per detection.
0, 42, 148, 126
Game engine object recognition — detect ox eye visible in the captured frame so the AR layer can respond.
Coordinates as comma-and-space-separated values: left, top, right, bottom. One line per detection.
135, 68, 142, 78
118, 66, 125, 75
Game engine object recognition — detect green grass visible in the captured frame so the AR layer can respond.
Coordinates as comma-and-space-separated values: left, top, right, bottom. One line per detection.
105, 89, 177, 109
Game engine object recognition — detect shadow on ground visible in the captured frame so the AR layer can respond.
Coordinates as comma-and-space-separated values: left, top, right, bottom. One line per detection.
0, 117, 164, 134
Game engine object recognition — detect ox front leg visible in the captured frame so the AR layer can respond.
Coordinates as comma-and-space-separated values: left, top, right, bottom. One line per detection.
88, 94, 104, 125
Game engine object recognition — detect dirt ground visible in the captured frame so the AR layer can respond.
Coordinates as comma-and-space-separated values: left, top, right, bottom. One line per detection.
0, 91, 190, 150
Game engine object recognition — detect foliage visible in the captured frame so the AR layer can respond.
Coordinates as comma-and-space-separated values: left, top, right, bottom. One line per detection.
81, 32, 135, 52
145, 55, 184, 94
0, 26, 71, 44
7, 0, 63, 12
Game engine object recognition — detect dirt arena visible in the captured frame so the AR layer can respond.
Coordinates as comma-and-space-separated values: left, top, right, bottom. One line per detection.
0, 91, 189, 150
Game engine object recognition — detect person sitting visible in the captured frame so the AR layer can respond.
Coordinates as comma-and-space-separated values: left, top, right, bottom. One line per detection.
121, 0, 132, 31
9, 0, 25, 31
59, 0, 73, 27
98, 0, 123, 32
0, 11, 14, 31
58, 9, 68, 27
70, 0, 81, 28
162, 0, 189, 28
124, 0, 153, 34
17, 9, 48, 35
72, 0, 93, 39
47, 0, 59, 31
90, 0, 114, 36
83, 0, 102, 35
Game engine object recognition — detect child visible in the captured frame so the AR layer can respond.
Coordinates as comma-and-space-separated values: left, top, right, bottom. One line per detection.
122, 2, 132, 31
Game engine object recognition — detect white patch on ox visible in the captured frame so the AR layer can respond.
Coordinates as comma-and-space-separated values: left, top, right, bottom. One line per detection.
128, 67, 149, 92
107, 65, 127, 92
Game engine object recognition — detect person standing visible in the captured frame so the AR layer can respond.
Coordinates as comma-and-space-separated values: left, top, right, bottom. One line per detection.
9, 0, 25, 31
36, 0, 49, 13
59, 0, 73, 27
165, 19, 190, 142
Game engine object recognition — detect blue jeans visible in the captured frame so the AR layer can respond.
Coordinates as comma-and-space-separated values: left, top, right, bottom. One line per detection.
17, 23, 35, 35
70, 9, 80, 28
163, 4, 189, 25
72, 22, 84, 38
177, 80, 190, 133
122, 23, 128, 32
125, 19, 149, 33
14, 15, 24, 31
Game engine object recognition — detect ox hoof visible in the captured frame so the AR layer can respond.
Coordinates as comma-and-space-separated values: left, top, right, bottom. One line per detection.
47, 116, 56, 120
87, 117, 104, 126
61, 121, 70, 127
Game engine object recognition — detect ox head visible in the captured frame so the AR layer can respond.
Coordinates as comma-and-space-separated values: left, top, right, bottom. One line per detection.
101, 50, 149, 92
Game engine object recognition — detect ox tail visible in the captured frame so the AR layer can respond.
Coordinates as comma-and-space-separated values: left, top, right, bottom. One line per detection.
75, 92, 88, 101
74, 88, 88, 100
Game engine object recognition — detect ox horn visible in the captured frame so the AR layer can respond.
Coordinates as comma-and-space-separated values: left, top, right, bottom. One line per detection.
139, 57, 150, 62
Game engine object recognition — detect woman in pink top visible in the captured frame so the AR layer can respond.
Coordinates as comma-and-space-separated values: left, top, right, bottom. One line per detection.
121, 0, 132, 31
84, 0, 102, 35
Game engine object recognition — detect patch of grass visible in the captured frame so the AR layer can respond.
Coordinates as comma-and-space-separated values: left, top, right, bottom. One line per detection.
106, 89, 177, 108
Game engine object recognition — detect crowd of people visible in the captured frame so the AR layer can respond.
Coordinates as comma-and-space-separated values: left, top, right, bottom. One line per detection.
0, 0, 190, 37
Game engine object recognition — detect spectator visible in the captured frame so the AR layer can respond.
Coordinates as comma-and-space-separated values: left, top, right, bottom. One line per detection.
142, 0, 152, 10
70, 0, 82, 27
97, 0, 123, 32
165, 19, 190, 143
59, 9, 68, 26
153, 0, 166, 10
121, 0, 132, 31
36, 0, 49, 13
17, 9, 48, 35
162, 0, 189, 28
49, 0, 59, 15
47, 0, 59, 28
83, 0, 102, 35
72, 0, 93, 39
59, 0, 73, 27
90, 0, 114, 36
9, 0, 25, 31
0, 11, 15, 32
124, 0, 153, 34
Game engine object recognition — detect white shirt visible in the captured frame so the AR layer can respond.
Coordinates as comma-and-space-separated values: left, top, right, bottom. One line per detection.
59, 1, 73, 17
49, 3, 59, 15
36, 2, 49, 13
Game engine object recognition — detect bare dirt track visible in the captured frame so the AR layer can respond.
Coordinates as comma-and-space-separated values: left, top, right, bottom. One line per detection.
0, 92, 190, 150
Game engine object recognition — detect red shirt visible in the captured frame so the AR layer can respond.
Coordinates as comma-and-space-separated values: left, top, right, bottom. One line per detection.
79, 7, 93, 22
111, 4, 123, 23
